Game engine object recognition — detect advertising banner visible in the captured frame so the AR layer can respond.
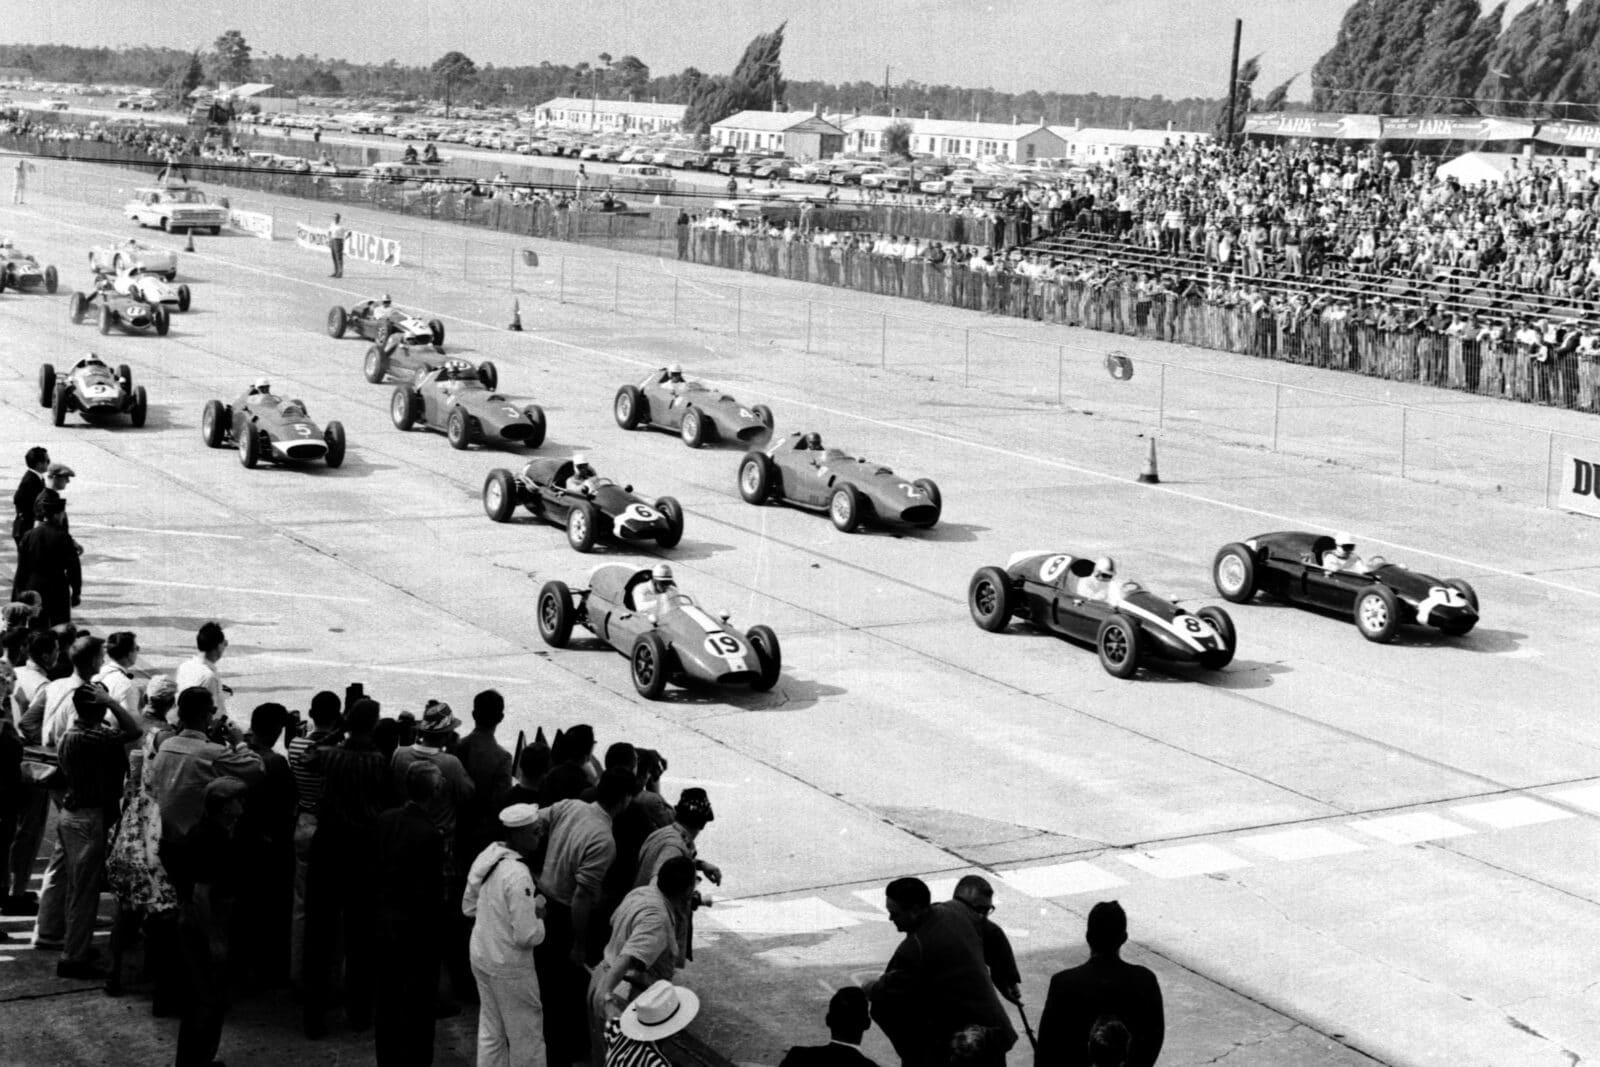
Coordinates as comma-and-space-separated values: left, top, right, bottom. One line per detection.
297, 223, 400, 266
228, 208, 273, 240
1556, 453, 1600, 518
295, 221, 329, 251
1532, 121, 1600, 149
1380, 116, 1536, 142
1242, 113, 1381, 140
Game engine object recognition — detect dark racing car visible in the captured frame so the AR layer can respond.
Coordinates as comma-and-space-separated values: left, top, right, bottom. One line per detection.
327, 296, 445, 351
737, 431, 941, 532
0, 243, 59, 293
482, 455, 684, 552
363, 340, 496, 390
968, 551, 1236, 678
390, 361, 543, 450
68, 280, 169, 336
39, 355, 148, 428
200, 382, 347, 469
1211, 531, 1479, 643
614, 366, 774, 447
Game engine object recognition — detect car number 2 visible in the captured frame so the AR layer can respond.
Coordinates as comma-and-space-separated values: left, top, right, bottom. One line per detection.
705, 634, 742, 656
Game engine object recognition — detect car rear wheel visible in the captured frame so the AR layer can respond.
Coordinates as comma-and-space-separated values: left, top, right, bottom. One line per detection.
752, 403, 774, 430
654, 496, 684, 548
238, 423, 261, 468
98, 304, 113, 335
201, 400, 227, 447
160, 217, 171, 233
1353, 586, 1400, 643
1096, 614, 1142, 679
477, 361, 498, 391
614, 385, 644, 429
390, 387, 418, 431
429, 319, 445, 348
51, 385, 68, 427
68, 292, 87, 324
829, 484, 862, 532
1197, 606, 1236, 670
326, 305, 348, 338
679, 407, 705, 448
446, 408, 472, 450
484, 469, 517, 522
152, 306, 170, 336
38, 364, 55, 408
630, 633, 671, 700
911, 478, 942, 528
566, 501, 598, 552
129, 387, 148, 428
44, 266, 58, 294
176, 284, 191, 312
747, 625, 781, 691
739, 452, 774, 504
1213, 543, 1258, 603
364, 345, 390, 384
522, 405, 546, 449
968, 567, 1014, 632
537, 581, 575, 648
324, 422, 347, 468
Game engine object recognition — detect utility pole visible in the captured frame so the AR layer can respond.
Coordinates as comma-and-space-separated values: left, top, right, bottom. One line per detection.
1225, 18, 1243, 147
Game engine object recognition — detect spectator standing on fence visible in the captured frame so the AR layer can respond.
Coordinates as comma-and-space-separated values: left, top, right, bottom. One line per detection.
1035, 901, 1164, 1067
328, 213, 349, 278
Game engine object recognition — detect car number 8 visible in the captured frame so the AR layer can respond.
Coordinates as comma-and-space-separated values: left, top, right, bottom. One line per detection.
1182, 616, 1207, 633
705, 634, 741, 656
1039, 555, 1071, 583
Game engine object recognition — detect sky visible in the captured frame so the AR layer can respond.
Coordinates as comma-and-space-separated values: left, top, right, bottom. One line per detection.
2, 0, 1543, 101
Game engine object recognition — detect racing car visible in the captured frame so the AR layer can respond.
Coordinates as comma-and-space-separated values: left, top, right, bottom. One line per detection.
109, 266, 191, 311
968, 552, 1236, 679
482, 456, 684, 551
1212, 532, 1479, 643
536, 564, 780, 699
67, 281, 170, 336
614, 366, 774, 447
390, 360, 543, 451
200, 383, 347, 469
0, 243, 59, 293
363, 340, 495, 389
38, 355, 148, 428
327, 297, 445, 351
737, 432, 942, 532
88, 240, 177, 280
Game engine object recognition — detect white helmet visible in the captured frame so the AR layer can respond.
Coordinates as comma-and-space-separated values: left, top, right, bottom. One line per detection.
667, 363, 683, 375
252, 377, 271, 393
1334, 531, 1355, 549
571, 453, 588, 467
1093, 556, 1116, 580
380, 293, 392, 305
652, 563, 674, 583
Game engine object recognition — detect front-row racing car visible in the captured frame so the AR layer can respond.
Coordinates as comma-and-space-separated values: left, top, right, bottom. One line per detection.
0, 241, 59, 293
738, 432, 942, 532
391, 361, 542, 450
109, 266, 192, 311
327, 296, 444, 352
613, 365, 774, 448
968, 552, 1237, 679
200, 381, 347, 469
39, 355, 148, 428
536, 563, 780, 699
483, 455, 684, 552
68, 281, 170, 336
364, 341, 495, 389
1212, 531, 1478, 643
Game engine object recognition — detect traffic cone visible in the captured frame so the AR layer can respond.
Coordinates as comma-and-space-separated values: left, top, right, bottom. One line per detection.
184, 230, 196, 253
508, 298, 524, 331
1137, 437, 1161, 484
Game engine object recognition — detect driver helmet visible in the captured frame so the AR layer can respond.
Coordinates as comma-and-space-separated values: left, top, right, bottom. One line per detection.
802, 432, 823, 450
666, 363, 684, 382
1092, 556, 1117, 581
379, 293, 392, 306
0, 237, 11, 249
650, 562, 674, 591
1333, 531, 1355, 553
571, 452, 593, 477
251, 377, 271, 394
444, 358, 473, 378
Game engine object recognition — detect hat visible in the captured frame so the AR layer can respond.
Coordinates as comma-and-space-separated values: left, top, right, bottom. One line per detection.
46, 463, 74, 479
620, 979, 701, 1041
675, 787, 714, 824
3, 603, 30, 628
204, 776, 249, 803
418, 700, 460, 736
146, 674, 178, 702
500, 803, 540, 828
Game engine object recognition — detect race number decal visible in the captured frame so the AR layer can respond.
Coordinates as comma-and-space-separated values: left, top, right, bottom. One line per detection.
1181, 616, 1209, 635
705, 633, 742, 656
623, 503, 659, 523
1039, 555, 1072, 583
294, 424, 313, 437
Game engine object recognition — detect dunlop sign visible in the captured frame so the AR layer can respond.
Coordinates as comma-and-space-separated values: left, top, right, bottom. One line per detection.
1559, 454, 1600, 518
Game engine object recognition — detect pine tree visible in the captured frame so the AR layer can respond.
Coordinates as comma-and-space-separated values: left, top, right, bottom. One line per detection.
684, 23, 787, 133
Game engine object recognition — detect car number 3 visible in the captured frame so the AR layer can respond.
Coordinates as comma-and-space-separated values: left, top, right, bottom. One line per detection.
705, 634, 742, 656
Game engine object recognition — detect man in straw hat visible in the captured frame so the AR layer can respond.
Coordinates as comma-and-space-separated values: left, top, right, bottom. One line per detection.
604, 978, 700, 1067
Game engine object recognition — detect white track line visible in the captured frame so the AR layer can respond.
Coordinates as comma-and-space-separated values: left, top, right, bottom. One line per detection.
76, 522, 244, 540
96, 577, 368, 603
251, 654, 534, 684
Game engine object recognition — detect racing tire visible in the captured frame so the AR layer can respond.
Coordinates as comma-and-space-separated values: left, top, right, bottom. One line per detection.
237, 423, 261, 469
324, 422, 347, 468
118, 364, 133, 392
536, 581, 575, 648
739, 452, 774, 504
522, 405, 546, 449
1096, 614, 1142, 680
98, 303, 113, 335
363, 345, 390, 384
160, 217, 171, 233
630, 633, 671, 700
968, 567, 1015, 632
51, 385, 68, 427
129, 386, 148, 429
747, 625, 782, 691
429, 319, 445, 348
374, 320, 392, 350
38, 365, 55, 409
446, 408, 472, 450
1353, 586, 1400, 644
751, 403, 774, 430
326, 305, 348, 339
1212, 543, 1258, 604
1197, 606, 1237, 670
176, 284, 191, 312
829, 484, 863, 533
111, 253, 125, 273
614, 385, 645, 430
566, 501, 599, 552
654, 496, 684, 549
68, 292, 87, 324
483, 469, 517, 522
44, 266, 58, 294
201, 400, 228, 447
390, 386, 419, 431
911, 477, 942, 528
152, 306, 170, 336
477, 361, 498, 391
679, 407, 706, 449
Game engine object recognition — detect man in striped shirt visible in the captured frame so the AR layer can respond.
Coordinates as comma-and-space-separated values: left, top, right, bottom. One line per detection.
286, 690, 342, 992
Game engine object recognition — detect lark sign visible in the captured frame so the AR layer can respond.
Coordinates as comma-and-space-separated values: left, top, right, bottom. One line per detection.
1559, 454, 1600, 518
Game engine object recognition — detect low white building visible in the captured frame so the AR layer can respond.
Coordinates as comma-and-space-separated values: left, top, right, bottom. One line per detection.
709, 111, 845, 161
830, 114, 1066, 161
1047, 124, 1210, 162
533, 97, 685, 135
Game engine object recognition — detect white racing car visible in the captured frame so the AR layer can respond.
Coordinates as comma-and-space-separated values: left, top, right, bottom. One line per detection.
88, 239, 177, 280
109, 266, 192, 311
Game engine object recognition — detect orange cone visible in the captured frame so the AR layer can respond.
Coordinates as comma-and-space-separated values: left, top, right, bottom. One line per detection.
1137, 437, 1160, 484
184, 230, 196, 253
508, 298, 524, 332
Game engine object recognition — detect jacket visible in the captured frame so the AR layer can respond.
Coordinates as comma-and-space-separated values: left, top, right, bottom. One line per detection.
463, 842, 545, 974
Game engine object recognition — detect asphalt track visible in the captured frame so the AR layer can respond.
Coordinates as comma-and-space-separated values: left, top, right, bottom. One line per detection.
3, 162, 1600, 1067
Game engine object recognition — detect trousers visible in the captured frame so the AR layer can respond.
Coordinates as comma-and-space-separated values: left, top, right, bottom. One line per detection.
290, 810, 316, 987
472, 960, 545, 1067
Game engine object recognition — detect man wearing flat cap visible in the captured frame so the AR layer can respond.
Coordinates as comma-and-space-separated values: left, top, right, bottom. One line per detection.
11, 496, 80, 626
463, 802, 547, 1067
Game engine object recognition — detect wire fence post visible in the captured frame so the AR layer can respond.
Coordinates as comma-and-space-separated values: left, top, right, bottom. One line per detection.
1158, 363, 1167, 429
558, 256, 565, 305
735, 288, 742, 335
463, 238, 469, 282
613, 264, 621, 313
804, 301, 812, 353
1546, 429, 1557, 507
1057, 346, 1065, 405
880, 315, 887, 369
1399, 405, 1408, 479
1269, 383, 1282, 451
672, 276, 679, 325
964, 328, 971, 387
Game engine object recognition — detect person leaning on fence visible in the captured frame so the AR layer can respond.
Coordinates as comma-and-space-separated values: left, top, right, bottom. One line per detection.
327, 214, 349, 279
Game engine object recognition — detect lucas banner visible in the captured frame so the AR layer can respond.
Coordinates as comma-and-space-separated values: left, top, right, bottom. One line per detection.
296, 223, 402, 267
228, 208, 273, 240
1557, 453, 1600, 518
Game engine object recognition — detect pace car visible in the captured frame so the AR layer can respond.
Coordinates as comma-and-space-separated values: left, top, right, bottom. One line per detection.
200, 383, 347, 469
363, 340, 494, 389
613, 366, 774, 447
109, 266, 191, 311
0, 243, 59, 293
1212, 531, 1479, 642
482, 456, 684, 551
88, 240, 177, 280
536, 564, 780, 698
737, 432, 942, 532
124, 185, 228, 234
327, 297, 445, 351
968, 552, 1236, 678
390, 361, 543, 450
38, 355, 148, 428
68, 281, 170, 336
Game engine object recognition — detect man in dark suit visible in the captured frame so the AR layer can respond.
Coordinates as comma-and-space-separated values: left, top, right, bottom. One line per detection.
373, 761, 445, 1066
12, 500, 80, 626
1035, 901, 1164, 1067
780, 985, 879, 1067
11, 447, 49, 545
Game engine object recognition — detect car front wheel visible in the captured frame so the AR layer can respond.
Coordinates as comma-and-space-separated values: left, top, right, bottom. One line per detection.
1353, 586, 1400, 643
537, 581, 574, 647
630, 633, 671, 699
